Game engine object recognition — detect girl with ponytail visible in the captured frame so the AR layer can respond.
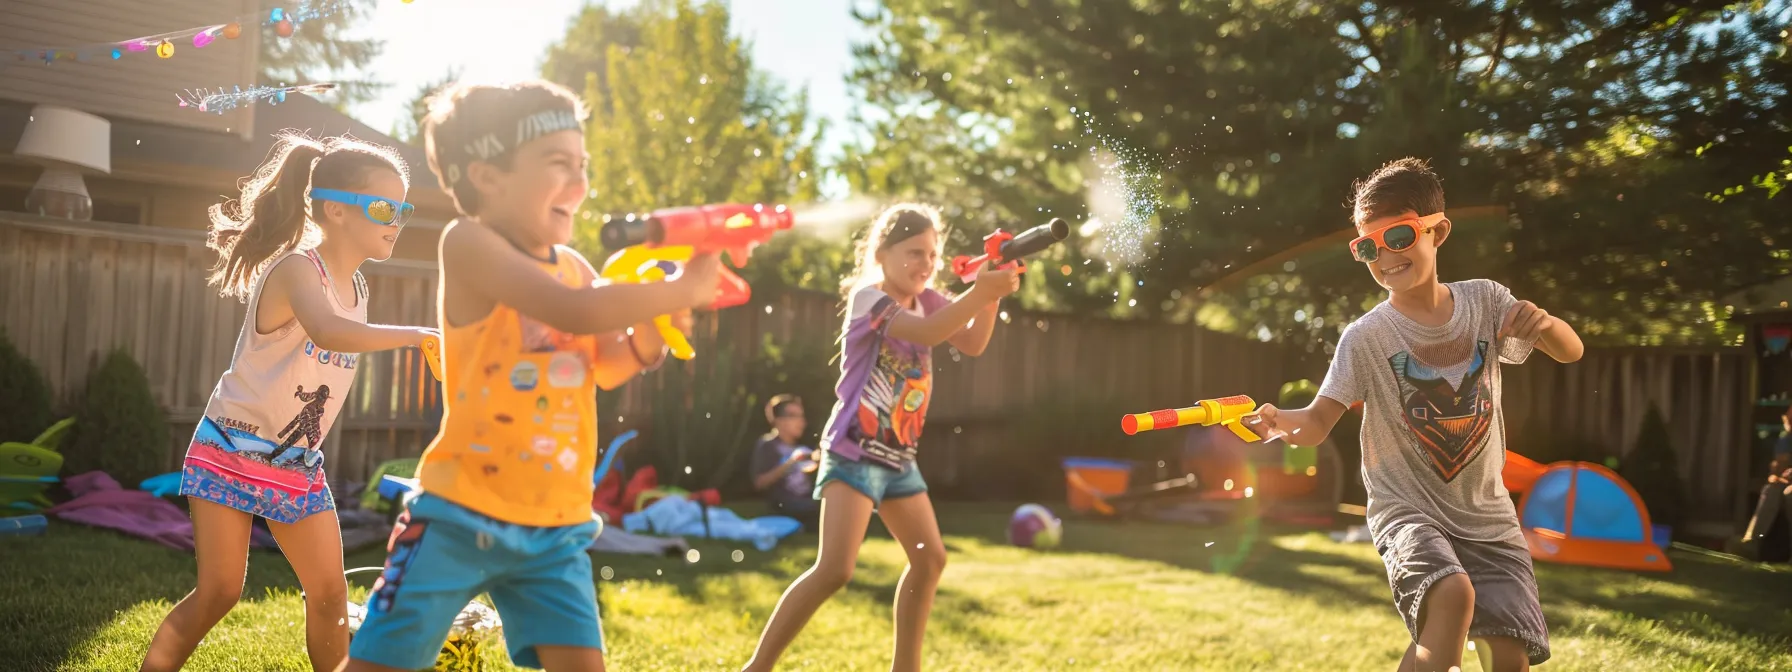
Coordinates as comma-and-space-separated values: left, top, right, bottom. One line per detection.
140, 131, 434, 672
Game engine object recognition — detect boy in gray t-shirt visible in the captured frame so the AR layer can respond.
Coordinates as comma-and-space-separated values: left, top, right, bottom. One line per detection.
1249, 158, 1584, 671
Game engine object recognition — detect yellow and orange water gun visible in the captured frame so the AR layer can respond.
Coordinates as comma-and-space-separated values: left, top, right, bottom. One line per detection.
1120, 395, 1263, 441
421, 334, 443, 381
598, 203, 794, 360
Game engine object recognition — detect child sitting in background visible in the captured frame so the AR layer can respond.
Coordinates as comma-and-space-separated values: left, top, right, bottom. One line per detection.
750, 394, 819, 530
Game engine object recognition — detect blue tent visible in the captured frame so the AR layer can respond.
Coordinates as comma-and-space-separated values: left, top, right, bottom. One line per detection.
1518, 461, 1672, 572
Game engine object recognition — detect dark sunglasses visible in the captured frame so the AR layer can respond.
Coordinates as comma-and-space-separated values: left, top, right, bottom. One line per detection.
1348, 212, 1446, 263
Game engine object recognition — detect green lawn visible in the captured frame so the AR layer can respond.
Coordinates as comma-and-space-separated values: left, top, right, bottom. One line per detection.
3, 504, 1789, 671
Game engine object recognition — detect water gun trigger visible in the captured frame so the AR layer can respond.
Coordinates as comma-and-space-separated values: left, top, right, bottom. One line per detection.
654, 315, 695, 360
1223, 419, 1262, 443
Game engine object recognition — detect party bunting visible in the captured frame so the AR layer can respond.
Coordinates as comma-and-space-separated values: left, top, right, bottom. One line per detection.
177, 82, 337, 114
8, 1, 354, 65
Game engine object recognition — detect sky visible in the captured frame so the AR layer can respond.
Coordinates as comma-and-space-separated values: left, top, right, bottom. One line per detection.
347, 0, 868, 195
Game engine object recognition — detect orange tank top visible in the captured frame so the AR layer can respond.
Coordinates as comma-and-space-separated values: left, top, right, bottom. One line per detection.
417, 246, 601, 526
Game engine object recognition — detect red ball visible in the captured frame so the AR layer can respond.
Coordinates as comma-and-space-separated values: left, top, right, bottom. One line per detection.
275, 19, 294, 38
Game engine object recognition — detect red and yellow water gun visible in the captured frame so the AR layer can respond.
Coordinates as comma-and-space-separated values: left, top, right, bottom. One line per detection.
1121, 395, 1262, 442
598, 203, 794, 359
948, 218, 1071, 283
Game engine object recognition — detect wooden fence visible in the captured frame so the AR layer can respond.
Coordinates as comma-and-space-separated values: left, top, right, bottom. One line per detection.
1502, 349, 1753, 535
0, 213, 1761, 533
0, 214, 440, 482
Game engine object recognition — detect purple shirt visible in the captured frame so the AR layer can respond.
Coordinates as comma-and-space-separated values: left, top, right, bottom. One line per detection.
820, 285, 951, 468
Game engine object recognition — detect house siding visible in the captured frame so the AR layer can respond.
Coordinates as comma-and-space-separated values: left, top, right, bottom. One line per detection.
0, 0, 260, 138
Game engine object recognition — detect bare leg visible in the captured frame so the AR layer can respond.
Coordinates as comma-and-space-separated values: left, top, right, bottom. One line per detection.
876, 493, 946, 672
1475, 636, 1530, 672
741, 483, 876, 672
268, 510, 349, 672
336, 659, 409, 672
140, 500, 253, 672
1409, 573, 1474, 672
538, 645, 607, 672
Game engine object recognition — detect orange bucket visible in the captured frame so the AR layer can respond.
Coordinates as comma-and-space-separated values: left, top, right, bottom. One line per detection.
1062, 458, 1133, 513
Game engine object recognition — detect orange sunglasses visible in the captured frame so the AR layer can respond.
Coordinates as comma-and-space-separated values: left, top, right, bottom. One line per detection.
1348, 212, 1446, 263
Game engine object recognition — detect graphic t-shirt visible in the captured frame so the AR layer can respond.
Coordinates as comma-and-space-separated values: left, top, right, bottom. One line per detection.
417, 245, 602, 527
180, 249, 364, 523
819, 285, 951, 469
1317, 279, 1535, 545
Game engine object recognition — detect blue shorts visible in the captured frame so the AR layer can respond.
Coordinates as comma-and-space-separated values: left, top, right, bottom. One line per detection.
348, 494, 603, 670
813, 450, 927, 507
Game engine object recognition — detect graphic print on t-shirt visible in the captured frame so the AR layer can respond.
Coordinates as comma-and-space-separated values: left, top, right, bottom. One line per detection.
855, 344, 931, 450
1388, 339, 1494, 483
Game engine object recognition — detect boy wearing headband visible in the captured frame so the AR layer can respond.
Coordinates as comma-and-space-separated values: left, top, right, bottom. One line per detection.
1248, 158, 1582, 672
342, 80, 722, 672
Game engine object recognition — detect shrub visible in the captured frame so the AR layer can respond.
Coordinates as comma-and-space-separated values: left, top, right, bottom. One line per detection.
64, 349, 169, 485
0, 328, 53, 444
1622, 404, 1686, 529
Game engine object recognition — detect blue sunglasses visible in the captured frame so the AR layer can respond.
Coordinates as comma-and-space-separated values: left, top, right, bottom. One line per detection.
308, 188, 415, 226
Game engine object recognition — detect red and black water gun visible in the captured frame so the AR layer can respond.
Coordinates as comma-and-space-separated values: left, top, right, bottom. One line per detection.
948, 218, 1071, 283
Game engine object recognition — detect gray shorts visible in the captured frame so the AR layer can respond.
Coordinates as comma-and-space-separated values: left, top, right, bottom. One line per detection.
1375, 522, 1551, 665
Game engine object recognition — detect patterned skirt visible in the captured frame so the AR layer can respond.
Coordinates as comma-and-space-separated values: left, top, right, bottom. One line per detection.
178, 417, 334, 524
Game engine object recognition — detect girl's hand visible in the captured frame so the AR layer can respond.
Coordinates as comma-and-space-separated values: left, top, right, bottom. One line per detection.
969, 264, 1021, 303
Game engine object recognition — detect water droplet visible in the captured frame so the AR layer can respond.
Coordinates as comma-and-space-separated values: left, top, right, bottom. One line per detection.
1205, 542, 1215, 547
1223, 479, 1234, 491
684, 466, 693, 474
1244, 487, 1254, 498
600, 566, 614, 580
916, 543, 926, 549
732, 549, 745, 562
656, 569, 663, 576
686, 549, 701, 563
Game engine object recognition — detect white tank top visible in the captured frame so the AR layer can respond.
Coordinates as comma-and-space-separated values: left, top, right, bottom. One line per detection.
198, 249, 367, 473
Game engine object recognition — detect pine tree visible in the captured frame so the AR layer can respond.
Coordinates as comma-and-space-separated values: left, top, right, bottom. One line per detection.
1623, 404, 1686, 530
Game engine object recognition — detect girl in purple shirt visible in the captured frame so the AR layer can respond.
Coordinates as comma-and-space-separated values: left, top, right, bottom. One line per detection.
742, 203, 1019, 672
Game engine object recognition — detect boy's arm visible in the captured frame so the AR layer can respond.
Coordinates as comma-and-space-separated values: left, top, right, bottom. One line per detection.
557, 247, 679, 390
1500, 299, 1585, 363
1248, 397, 1351, 446
442, 220, 719, 338
945, 300, 1001, 356
265, 256, 431, 353
1250, 321, 1363, 445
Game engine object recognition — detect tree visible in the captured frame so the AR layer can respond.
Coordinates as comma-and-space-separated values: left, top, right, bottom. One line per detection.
391, 68, 462, 146
836, 0, 1792, 348
1623, 404, 1686, 530
259, 0, 385, 108
541, 3, 645, 100
564, 0, 823, 257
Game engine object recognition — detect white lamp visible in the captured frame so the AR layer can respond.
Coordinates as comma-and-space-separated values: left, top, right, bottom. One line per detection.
12, 105, 111, 221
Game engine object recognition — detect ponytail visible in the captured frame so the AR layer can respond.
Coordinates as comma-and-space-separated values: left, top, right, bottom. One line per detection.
206, 131, 410, 300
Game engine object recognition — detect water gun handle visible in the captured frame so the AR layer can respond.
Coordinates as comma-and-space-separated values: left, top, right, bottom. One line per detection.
1120, 395, 1261, 442
951, 230, 1019, 283
420, 334, 443, 382
654, 314, 695, 361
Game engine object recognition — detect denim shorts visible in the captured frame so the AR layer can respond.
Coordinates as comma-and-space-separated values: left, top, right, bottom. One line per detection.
813, 449, 927, 507
349, 494, 603, 669
1375, 521, 1550, 665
